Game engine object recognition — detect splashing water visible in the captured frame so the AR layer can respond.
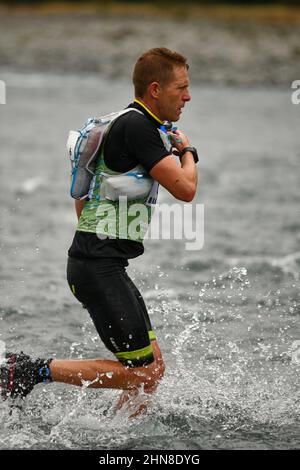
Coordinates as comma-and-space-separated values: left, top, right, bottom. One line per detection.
0, 74, 299, 449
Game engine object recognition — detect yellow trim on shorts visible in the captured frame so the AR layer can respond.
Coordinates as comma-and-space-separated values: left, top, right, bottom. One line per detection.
148, 330, 156, 341
115, 344, 153, 361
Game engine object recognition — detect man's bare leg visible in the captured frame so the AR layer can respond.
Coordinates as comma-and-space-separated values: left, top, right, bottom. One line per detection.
50, 340, 165, 393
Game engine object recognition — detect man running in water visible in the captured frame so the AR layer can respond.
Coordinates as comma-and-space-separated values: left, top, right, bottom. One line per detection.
0, 48, 198, 416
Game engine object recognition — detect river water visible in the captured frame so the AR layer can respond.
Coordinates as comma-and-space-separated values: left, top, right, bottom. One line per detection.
0, 72, 299, 449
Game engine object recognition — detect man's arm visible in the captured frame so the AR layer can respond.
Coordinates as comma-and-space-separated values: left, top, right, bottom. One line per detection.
149, 130, 198, 202
75, 199, 85, 220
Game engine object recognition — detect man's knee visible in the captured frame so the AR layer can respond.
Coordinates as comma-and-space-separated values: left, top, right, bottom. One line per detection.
149, 341, 165, 383
124, 355, 164, 390
122, 340, 165, 389
140, 355, 165, 389
156, 356, 165, 381
151, 341, 165, 380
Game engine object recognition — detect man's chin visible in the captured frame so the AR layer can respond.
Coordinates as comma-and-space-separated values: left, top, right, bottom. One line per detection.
164, 112, 181, 122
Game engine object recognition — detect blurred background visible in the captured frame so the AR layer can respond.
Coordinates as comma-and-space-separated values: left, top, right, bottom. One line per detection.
1, 0, 300, 85
0, 0, 299, 450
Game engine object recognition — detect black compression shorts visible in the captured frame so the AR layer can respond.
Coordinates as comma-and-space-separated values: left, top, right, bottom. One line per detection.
66, 256, 156, 368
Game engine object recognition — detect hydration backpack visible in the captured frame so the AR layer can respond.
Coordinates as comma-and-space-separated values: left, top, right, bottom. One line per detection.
66, 109, 140, 200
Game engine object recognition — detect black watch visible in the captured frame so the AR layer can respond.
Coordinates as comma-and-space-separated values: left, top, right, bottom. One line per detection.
180, 146, 199, 164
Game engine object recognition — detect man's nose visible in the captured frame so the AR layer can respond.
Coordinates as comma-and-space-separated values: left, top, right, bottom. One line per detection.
184, 89, 191, 102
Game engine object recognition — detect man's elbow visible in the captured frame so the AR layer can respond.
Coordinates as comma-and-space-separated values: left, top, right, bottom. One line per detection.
176, 184, 197, 202
182, 189, 196, 202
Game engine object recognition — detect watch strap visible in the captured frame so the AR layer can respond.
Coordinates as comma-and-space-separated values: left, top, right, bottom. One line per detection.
180, 147, 199, 164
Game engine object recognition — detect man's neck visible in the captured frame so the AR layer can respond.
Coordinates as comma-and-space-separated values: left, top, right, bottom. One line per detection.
134, 98, 163, 125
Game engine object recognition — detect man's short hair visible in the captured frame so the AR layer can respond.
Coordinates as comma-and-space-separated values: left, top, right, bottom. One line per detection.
133, 47, 189, 98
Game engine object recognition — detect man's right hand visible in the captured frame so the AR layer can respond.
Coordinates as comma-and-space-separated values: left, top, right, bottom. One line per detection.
168, 130, 190, 154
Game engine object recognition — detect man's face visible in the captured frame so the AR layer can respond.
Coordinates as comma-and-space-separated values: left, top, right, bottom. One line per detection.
157, 66, 191, 122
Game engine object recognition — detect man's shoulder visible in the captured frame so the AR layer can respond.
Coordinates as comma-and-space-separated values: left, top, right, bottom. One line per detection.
118, 108, 152, 126
109, 108, 155, 141
108, 110, 156, 146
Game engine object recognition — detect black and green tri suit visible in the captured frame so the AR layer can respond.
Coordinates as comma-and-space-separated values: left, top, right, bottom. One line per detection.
67, 100, 170, 367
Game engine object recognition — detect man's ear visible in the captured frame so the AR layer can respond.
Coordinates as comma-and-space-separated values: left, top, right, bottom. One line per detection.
149, 81, 160, 99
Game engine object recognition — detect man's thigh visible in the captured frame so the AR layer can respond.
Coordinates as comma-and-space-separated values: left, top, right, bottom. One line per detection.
67, 257, 155, 367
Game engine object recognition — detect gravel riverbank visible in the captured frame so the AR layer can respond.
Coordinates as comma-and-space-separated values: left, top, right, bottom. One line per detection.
0, 7, 299, 86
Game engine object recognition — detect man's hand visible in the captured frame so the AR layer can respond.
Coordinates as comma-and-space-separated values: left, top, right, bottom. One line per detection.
168, 130, 190, 154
